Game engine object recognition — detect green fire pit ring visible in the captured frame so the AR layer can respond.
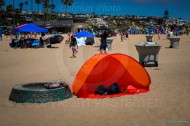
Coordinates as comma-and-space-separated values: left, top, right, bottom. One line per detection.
9, 82, 73, 103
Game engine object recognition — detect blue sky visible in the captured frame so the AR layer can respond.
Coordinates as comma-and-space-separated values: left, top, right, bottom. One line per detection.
3, 0, 190, 20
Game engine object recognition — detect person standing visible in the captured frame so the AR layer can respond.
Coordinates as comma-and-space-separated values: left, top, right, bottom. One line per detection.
125, 32, 129, 40
14, 37, 19, 48
39, 36, 44, 47
0, 27, 2, 41
99, 31, 108, 54
120, 32, 123, 42
19, 35, 24, 48
158, 32, 160, 40
0, 33, 2, 41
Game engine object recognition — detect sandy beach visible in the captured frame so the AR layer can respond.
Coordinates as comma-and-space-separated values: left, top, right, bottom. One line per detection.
0, 34, 190, 126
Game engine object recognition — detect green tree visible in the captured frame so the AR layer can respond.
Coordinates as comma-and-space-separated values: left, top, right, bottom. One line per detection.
61, 0, 73, 16
35, 0, 41, 13
164, 9, 169, 19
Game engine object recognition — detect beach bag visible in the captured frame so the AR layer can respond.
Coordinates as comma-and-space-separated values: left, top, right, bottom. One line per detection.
94, 84, 109, 95
108, 83, 121, 94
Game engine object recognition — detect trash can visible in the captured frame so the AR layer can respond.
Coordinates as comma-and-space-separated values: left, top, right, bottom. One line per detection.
135, 42, 161, 67
106, 38, 114, 51
167, 36, 180, 48
146, 35, 153, 42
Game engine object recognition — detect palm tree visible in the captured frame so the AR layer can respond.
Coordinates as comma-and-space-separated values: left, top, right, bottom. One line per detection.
6, 4, 13, 13
51, 0, 55, 13
12, 0, 15, 9
50, 4, 55, 13
19, 2, 24, 12
44, 0, 49, 12
35, 0, 41, 13
0, 0, 5, 11
42, 0, 49, 21
31, 0, 33, 13
50, 3, 55, 20
0, 0, 5, 19
164, 9, 169, 19
61, 0, 73, 16
12, 0, 16, 26
25, 1, 28, 11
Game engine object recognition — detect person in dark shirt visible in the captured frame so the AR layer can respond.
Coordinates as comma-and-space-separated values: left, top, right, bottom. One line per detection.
99, 30, 108, 54
40, 36, 44, 47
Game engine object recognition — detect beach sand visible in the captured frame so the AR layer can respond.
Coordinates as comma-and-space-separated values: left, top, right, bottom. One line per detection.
0, 34, 190, 126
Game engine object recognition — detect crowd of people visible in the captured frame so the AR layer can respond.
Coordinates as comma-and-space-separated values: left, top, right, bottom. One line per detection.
10, 33, 48, 48
67, 30, 130, 57
9, 28, 188, 58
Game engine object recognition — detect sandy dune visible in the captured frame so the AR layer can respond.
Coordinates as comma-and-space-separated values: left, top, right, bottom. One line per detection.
0, 34, 190, 126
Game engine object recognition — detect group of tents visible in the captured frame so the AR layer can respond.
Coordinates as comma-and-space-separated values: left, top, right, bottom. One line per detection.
10, 23, 64, 48
125, 28, 167, 34
14, 23, 95, 46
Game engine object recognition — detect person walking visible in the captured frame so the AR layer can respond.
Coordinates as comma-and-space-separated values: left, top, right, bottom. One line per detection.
99, 30, 108, 54
158, 32, 160, 40
69, 37, 78, 58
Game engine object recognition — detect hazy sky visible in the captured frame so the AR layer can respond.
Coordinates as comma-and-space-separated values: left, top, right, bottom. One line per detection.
3, 0, 190, 20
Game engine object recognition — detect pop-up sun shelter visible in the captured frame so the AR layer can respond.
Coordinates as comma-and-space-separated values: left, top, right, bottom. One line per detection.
72, 53, 151, 98
74, 30, 95, 37
74, 30, 95, 46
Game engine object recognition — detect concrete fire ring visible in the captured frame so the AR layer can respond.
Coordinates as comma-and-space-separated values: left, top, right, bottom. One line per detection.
9, 82, 73, 103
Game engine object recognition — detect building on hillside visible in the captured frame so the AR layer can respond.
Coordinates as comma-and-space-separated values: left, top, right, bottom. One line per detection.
34, 19, 74, 33
34, 17, 89, 33
73, 17, 88, 33
93, 18, 107, 27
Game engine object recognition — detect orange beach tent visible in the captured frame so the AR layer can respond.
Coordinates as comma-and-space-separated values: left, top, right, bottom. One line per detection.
72, 53, 151, 98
